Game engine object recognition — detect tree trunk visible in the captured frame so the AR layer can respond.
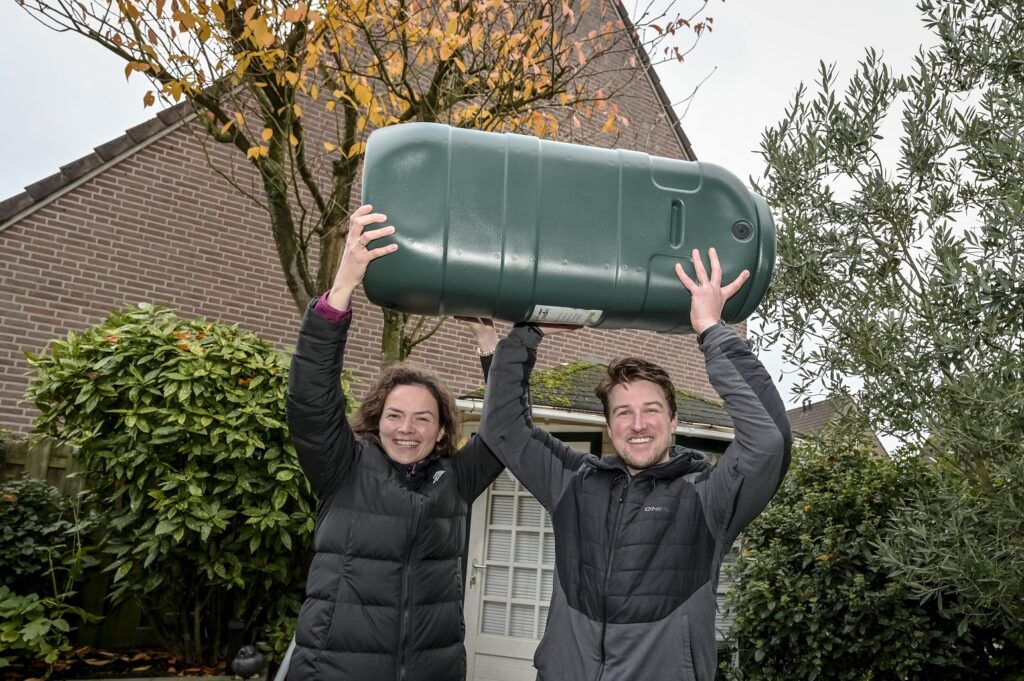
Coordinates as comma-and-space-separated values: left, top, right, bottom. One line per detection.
261, 162, 313, 314
381, 309, 408, 365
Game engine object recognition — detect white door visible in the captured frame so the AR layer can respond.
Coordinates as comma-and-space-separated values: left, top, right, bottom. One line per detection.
464, 433, 601, 681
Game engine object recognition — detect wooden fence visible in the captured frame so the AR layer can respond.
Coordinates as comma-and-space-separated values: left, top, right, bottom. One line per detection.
1, 435, 84, 495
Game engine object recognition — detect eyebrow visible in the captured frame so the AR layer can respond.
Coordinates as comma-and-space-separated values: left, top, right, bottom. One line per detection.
383, 407, 436, 416
612, 401, 664, 413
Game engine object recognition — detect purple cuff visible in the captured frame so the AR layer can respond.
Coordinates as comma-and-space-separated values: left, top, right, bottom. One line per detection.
313, 290, 353, 324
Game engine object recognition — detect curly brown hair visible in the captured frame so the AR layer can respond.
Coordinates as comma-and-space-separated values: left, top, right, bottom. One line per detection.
350, 363, 460, 458
595, 357, 677, 420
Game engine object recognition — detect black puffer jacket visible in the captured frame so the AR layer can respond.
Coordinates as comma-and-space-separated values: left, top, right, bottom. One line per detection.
286, 302, 503, 681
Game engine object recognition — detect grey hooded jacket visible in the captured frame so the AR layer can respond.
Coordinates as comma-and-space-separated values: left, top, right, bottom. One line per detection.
478, 323, 791, 681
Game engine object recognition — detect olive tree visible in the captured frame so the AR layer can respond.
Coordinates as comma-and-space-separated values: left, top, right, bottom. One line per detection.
753, 0, 1023, 662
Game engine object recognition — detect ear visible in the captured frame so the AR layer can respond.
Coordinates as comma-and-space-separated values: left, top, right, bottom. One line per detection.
670, 414, 678, 432
436, 426, 446, 444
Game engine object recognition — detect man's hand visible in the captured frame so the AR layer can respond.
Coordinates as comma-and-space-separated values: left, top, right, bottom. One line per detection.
674, 248, 750, 335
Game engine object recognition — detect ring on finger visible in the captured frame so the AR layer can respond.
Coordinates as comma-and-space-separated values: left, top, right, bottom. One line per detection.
358, 236, 368, 247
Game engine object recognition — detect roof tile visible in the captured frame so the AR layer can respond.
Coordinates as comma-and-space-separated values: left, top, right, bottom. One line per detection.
125, 117, 168, 143
0, 193, 35, 223
24, 172, 69, 201
60, 153, 105, 182
786, 401, 838, 436
94, 135, 138, 162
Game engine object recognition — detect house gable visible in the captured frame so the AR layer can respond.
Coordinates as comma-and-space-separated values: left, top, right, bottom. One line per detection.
1, 10, 718, 435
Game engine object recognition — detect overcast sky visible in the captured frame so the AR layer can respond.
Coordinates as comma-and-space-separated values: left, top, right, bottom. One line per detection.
0, 0, 932, 408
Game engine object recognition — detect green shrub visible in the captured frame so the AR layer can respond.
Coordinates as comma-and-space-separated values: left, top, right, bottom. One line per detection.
722, 435, 990, 680
0, 476, 80, 594
0, 585, 98, 670
0, 478, 99, 671
26, 304, 315, 665
259, 602, 300, 662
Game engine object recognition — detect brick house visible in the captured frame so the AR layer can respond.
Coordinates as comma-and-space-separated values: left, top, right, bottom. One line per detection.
786, 399, 888, 455
0, 12, 744, 677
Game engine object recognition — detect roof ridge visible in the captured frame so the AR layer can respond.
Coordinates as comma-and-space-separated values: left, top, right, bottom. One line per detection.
0, 101, 193, 232
610, 0, 697, 161
2, 3, 694, 233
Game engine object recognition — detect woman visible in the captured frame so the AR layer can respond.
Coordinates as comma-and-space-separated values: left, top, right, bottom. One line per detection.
285, 205, 503, 681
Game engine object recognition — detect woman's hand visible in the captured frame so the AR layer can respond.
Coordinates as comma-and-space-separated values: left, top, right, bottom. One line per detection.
534, 324, 580, 336
455, 317, 499, 355
326, 205, 397, 310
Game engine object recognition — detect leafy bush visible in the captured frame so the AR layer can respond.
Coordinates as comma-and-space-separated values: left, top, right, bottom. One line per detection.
0, 477, 98, 671
0, 475, 82, 594
259, 604, 299, 662
0, 587, 67, 667
878, 453, 1024, 674
0, 585, 97, 669
26, 304, 315, 665
722, 435, 991, 680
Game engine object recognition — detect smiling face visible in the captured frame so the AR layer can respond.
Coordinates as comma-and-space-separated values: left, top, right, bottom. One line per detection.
606, 380, 678, 475
378, 384, 445, 465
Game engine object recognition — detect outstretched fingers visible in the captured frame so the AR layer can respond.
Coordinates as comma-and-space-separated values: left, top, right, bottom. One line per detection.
674, 262, 698, 293
707, 247, 723, 286
328, 205, 398, 308
674, 248, 751, 334
721, 269, 751, 298
691, 248, 710, 285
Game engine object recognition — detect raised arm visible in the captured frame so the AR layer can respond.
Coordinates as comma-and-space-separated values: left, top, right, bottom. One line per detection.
478, 324, 590, 512
287, 304, 356, 498
676, 248, 792, 545
451, 318, 506, 501
697, 324, 792, 546
285, 205, 396, 497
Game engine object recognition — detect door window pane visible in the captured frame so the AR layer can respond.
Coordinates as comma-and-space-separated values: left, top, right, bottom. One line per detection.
482, 602, 506, 635
485, 565, 509, 598
478, 471, 556, 640
512, 567, 537, 600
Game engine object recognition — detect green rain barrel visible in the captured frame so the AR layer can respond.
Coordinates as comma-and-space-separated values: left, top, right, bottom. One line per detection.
361, 123, 775, 333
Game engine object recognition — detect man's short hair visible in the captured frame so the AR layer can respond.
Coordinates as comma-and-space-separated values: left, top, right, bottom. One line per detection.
595, 358, 677, 420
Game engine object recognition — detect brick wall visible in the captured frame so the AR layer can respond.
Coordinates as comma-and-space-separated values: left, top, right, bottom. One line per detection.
0, 24, 729, 435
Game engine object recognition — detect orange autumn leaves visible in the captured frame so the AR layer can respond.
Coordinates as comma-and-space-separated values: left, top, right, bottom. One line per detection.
92, 0, 694, 160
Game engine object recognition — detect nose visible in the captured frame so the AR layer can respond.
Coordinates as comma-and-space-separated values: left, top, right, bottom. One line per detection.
630, 412, 645, 431
398, 417, 415, 433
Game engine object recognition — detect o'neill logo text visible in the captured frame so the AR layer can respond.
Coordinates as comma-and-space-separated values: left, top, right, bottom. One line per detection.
644, 506, 672, 513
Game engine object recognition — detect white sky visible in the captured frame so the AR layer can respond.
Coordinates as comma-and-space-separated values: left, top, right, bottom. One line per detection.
0, 0, 932, 410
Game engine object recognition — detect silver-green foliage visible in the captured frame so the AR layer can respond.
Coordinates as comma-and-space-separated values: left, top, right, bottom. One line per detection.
754, 0, 1024, 656
26, 303, 314, 664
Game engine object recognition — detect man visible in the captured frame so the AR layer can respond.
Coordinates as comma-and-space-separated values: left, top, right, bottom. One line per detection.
479, 248, 792, 681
